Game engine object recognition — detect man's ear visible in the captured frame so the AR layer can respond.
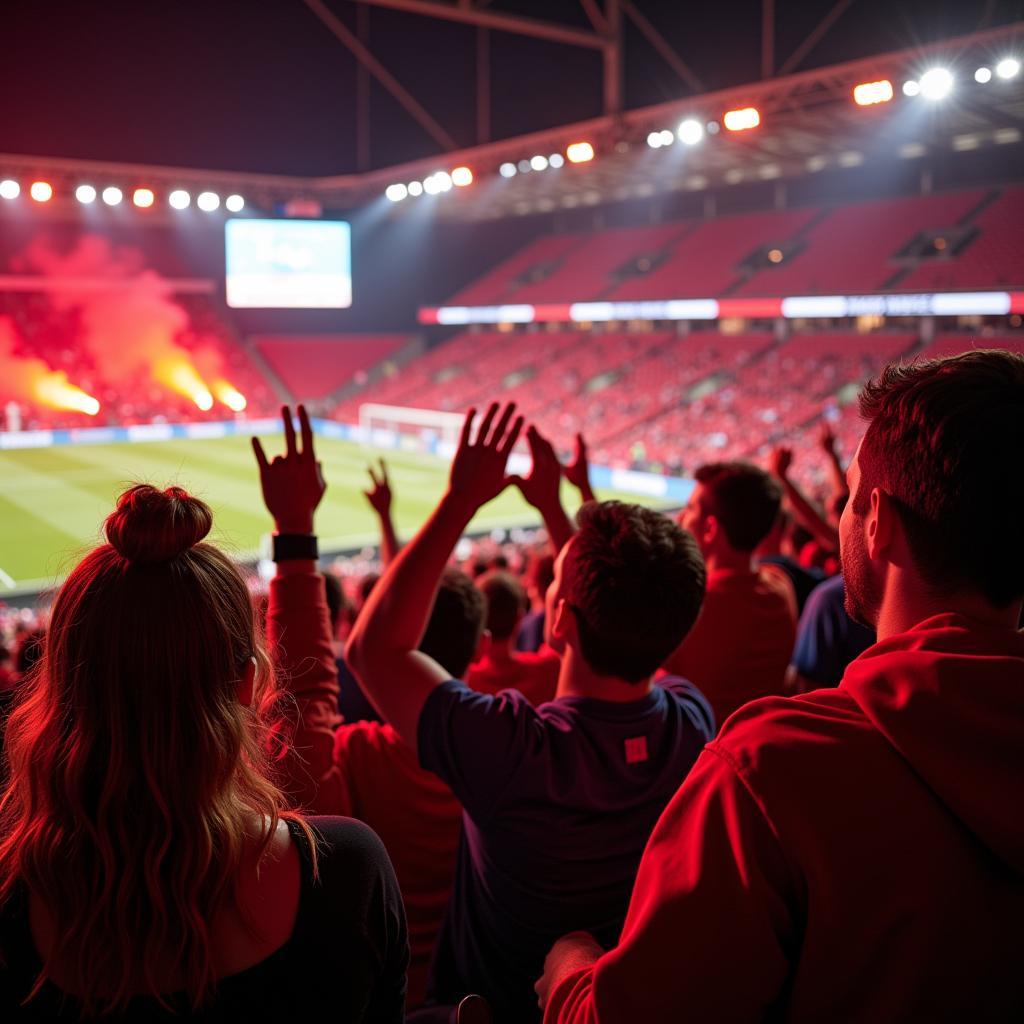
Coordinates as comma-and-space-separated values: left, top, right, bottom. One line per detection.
702, 514, 720, 549
551, 598, 574, 643
866, 487, 896, 560
237, 656, 256, 707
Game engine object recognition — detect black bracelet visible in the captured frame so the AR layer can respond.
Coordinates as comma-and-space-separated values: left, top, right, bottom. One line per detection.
272, 533, 319, 562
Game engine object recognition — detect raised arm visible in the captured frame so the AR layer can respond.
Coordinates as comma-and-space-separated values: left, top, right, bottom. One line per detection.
346, 402, 523, 755
768, 446, 840, 553
563, 432, 597, 504
363, 458, 400, 565
818, 423, 850, 519
255, 406, 349, 813
512, 424, 576, 554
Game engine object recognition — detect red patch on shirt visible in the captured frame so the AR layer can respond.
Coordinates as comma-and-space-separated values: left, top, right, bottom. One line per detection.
625, 736, 648, 764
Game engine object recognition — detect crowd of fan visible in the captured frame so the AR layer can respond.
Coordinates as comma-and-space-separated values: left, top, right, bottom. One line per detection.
0, 347, 1021, 1022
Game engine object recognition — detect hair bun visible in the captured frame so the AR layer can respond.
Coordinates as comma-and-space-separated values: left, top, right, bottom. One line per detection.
105, 484, 213, 564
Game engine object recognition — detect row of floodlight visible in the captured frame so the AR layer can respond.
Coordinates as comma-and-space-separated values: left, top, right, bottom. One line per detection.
384, 142, 595, 202
646, 107, 760, 150
0, 179, 245, 212
902, 57, 1019, 100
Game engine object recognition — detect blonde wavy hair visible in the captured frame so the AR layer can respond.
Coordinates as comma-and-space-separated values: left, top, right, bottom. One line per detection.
0, 485, 311, 1014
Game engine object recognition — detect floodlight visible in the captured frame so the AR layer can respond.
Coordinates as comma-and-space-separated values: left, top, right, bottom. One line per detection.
517, 159, 532, 173
423, 175, 442, 195
169, 189, 191, 209
530, 155, 548, 171
451, 166, 473, 187
677, 118, 704, 145
408, 180, 424, 196
225, 194, 245, 212
723, 107, 760, 131
918, 68, 953, 100
133, 188, 155, 208
75, 184, 97, 204
996, 57, 1020, 80
0, 179, 19, 199
433, 171, 453, 192
30, 181, 53, 202
499, 162, 517, 178
385, 184, 408, 202
853, 80, 894, 106
647, 131, 664, 149
902, 79, 921, 96
548, 153, 564, 168
975, 67, 992, 83
102, 186, 123, 206
566, 141, 594, 163
197, 191, 220, 211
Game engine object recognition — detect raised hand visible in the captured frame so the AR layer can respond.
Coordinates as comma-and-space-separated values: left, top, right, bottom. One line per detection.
252, 404, 326, 534
769, 445, 793, 481
448, 402, 524, 511
513, 424, 563, 512
563, 431, 596, 502
363, 459, 392, 518
819, 421, 838, 456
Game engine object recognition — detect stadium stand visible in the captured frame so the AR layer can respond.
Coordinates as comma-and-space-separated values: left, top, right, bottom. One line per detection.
252, 334, 410, 401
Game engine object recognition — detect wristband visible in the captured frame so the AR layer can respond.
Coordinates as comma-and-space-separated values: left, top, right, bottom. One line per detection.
272, 533, 319, 562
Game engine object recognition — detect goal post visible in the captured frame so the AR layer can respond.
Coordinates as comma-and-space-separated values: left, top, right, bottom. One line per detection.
358, 403, 466, 459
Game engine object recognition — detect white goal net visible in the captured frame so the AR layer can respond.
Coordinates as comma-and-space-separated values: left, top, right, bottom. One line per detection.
358, 403, 466, 459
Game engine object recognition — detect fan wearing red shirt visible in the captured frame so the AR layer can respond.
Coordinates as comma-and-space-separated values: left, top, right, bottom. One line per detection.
665, 461, 797, 724
538, 348, 1024, 1022
468, 570, 559, 705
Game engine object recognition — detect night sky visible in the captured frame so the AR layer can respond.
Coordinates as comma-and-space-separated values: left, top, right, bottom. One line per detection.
1, 0, 1020, 175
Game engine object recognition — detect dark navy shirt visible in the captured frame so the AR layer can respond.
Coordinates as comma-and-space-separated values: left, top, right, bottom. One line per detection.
417, 678, 715, 1024
792, 574, 876, 686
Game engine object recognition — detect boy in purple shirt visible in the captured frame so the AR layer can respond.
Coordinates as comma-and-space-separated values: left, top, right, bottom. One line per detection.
348, 405, 713, 1023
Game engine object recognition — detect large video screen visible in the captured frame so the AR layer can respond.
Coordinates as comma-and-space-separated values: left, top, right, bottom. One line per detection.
225, 219, 352, 309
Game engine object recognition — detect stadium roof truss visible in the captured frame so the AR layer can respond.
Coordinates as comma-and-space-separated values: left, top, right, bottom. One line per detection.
1, 19, 1022, 222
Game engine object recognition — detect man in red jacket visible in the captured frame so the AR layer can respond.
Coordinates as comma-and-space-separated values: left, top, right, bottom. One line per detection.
538, 348, 1024, 1022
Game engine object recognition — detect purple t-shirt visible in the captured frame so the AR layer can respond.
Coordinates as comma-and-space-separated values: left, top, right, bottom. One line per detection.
417, 677, 715, 1023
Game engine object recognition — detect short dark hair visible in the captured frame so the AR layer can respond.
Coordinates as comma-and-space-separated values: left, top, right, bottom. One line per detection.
562, 501, 706, 683
694, 462, 783, 552
420, 567, 486, 679
855, 349, 1024, 606
478, 570, 528, 641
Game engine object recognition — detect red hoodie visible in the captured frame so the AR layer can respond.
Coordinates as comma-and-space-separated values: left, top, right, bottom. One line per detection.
546, 613, 1024, 1022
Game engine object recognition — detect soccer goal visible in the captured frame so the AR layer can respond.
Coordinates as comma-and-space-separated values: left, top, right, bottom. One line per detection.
358, 403, 466, 459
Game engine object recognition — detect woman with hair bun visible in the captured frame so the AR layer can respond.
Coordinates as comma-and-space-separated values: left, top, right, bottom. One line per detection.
0, 405, 408, 1020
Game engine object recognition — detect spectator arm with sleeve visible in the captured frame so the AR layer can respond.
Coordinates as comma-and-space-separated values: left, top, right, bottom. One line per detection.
347, 403, 524, 757
540, 745, 796, 1022
254, 405, 354, 816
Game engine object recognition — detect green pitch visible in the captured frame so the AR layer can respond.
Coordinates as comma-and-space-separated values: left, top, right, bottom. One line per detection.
0, 434, 670, 594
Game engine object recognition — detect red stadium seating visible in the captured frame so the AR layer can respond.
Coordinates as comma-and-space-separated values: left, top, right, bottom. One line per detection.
253, 334, 409, 401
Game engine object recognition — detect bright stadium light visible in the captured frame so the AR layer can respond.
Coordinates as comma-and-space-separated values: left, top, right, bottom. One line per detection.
677, 118, 704, 145
133, 187, 155, 208
169, 189, 191, 209
102, 186, 123, 206
451, 166, 473, 187
30, 181, 53, 202
975, 66, 992, 83
548, 153, 564, 168
225, 193, 245, 212
903, 79, 921, 96
723, 107, 760, 131
996, 57, 1021, 80
75, 184, 97, 204
918, 67, 954, 100
433, 171, 453, 192
647, 131, 666, 149
197, 191, 220, 211
499, 162, 517, 178
517, 159, 532, 173
566, 141, 594, 163
530, 155, 548, 171
407, 180, 424, 196
0, 179, 20, 200
423, 174, 442, 195
853, 79, 894, 106
385, 183, 408, 202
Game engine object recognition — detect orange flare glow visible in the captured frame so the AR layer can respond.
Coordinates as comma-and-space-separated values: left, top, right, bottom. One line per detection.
213, 380, 247, 412
33, 372, 100, 415
157, 358, 214, 411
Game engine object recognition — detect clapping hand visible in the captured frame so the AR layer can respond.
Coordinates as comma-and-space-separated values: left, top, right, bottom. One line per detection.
512, 424, 563, 512
563, 431, 596, 502
447, 402, 524, 511
769, 446, 793, 481
252, 404, 326, 534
